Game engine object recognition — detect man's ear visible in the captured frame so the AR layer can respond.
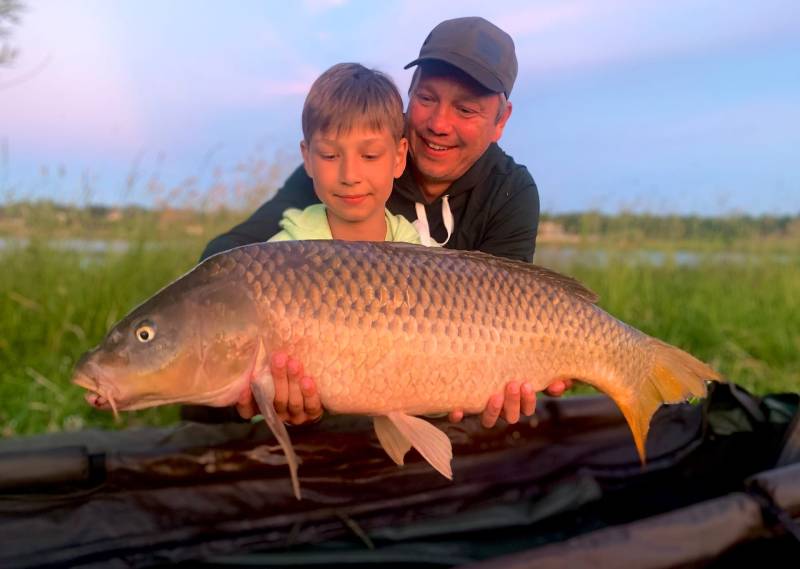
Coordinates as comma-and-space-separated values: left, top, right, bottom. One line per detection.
300, 140, 313, 178
492, 100, 513, 142
393, 137, 409, 178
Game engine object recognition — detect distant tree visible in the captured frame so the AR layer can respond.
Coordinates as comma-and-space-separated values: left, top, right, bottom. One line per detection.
0, 0, 24, 66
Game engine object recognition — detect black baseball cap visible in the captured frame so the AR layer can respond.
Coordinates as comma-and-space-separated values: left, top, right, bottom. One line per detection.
404, 17, 518, 97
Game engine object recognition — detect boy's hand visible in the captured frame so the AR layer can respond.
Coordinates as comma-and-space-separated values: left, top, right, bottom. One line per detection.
236, 352, 323, 425
448, 378, 574, 428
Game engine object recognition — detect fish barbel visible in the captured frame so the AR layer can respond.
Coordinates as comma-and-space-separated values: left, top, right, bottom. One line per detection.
72, 241, 722, 498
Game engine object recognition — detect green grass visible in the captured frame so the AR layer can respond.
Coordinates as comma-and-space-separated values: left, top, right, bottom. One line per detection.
548, 249, 800, 395
0, 239, 199, 436
1, 235, 798, 438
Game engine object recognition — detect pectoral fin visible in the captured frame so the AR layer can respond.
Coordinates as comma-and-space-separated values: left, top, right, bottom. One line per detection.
374, 415, 412, 466
384, 412, 453, 480
251, 369, 302, 500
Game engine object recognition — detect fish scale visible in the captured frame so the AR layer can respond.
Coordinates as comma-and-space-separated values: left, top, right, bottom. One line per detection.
74, 240, 722, 499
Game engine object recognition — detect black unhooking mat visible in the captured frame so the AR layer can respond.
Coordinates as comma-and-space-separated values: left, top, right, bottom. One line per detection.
0, 383, 798, 569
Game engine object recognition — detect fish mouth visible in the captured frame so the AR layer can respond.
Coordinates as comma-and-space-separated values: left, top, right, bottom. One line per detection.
73, 370, 121, 420
72, 374, 97, 391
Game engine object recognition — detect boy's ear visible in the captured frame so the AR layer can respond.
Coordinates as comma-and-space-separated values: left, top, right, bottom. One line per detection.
300, 140, 313, 178
393, 137, 408, 178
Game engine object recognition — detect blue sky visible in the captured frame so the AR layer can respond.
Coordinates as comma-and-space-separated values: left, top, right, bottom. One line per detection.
1, 0, 798, 215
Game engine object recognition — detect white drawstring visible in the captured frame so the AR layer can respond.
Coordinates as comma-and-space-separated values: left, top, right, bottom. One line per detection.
414, 196, 453, 248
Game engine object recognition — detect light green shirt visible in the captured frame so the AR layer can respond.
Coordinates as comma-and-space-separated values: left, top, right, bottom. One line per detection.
268, 204, 421, 244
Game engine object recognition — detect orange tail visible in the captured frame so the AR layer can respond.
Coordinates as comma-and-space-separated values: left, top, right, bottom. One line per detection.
615, 338, 722, 463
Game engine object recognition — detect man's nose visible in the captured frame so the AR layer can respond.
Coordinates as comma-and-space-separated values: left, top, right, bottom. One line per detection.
339, 154, 362, 185
427, 104, 453, 136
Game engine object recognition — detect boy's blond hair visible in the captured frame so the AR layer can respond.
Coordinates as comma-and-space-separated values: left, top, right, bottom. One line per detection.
302, 63, 405, 143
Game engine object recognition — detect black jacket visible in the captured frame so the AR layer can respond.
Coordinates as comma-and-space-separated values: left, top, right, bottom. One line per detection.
202, 143, 540, 262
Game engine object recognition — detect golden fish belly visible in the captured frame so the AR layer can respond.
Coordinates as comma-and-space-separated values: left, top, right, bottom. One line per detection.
305, 314, 647, 415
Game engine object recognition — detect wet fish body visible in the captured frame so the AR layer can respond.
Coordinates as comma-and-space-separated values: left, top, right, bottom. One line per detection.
73, 241, 721, 498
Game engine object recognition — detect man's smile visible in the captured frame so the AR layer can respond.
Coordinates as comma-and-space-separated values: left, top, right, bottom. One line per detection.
419, 136, 457, 154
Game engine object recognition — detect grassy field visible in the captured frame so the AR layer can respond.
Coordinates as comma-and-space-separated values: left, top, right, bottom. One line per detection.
0, 239, 199, 436
1, 215, 798, 437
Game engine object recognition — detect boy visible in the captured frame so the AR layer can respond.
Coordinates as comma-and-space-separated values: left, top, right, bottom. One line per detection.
187, 62, 540, 428
268, 62, 420, 244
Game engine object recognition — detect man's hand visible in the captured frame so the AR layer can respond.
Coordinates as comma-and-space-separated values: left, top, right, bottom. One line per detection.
448, 378, 574, 428
236, 352, 323, 425
544, 378, 573, 397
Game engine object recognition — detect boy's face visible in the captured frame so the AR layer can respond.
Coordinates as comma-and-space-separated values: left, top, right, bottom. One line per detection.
301, 125, 408, 224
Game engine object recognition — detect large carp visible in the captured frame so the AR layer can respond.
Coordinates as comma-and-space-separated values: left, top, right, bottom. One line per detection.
73, 241, 721, 498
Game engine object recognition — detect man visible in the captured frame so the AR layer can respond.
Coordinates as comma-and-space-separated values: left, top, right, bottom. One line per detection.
188, 17, 570, 428
203, 17, 539, 263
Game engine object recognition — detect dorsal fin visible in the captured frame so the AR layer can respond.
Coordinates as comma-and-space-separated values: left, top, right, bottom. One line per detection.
375, 242, 600, 305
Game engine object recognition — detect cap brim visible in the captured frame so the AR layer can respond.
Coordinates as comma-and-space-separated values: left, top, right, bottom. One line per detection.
404, 55, 505, 95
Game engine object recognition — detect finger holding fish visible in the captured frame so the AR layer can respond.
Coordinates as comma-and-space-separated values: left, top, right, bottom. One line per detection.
447, 409, 464, 423
235, 383, 257, 420
271, 353, 290, 417
299, 376, 323, 423
285, 357, 305, 422
481, 393, 505, 429
448, 380, 537, 426
502, 381, 522, 424
544, 378, 574, 397
268, 352, 323, 425
521, 383, 537, 417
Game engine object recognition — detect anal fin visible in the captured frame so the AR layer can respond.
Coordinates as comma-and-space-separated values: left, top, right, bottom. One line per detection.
374, 415, 412, 466
384, 412, 453, 480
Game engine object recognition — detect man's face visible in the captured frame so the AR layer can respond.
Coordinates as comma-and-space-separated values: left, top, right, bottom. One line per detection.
301, 125, 407, 224
406, 72, 512, 194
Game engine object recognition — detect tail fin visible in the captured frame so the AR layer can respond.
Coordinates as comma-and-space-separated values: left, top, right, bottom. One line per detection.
616, 338, 722, 463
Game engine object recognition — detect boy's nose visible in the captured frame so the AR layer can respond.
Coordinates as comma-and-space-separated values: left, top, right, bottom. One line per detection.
339, 155, 362, 185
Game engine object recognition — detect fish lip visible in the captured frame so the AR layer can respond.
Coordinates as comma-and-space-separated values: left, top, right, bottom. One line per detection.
85, 391, 111, 410
72, 363, 123, 410
74, 375, 113, 410
72, 373, 97, 391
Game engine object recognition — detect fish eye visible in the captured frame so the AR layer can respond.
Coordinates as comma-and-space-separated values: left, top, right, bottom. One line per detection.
134, 321, 156, 343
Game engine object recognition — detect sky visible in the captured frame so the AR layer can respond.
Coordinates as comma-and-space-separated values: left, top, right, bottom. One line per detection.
0, 0, 798, 215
